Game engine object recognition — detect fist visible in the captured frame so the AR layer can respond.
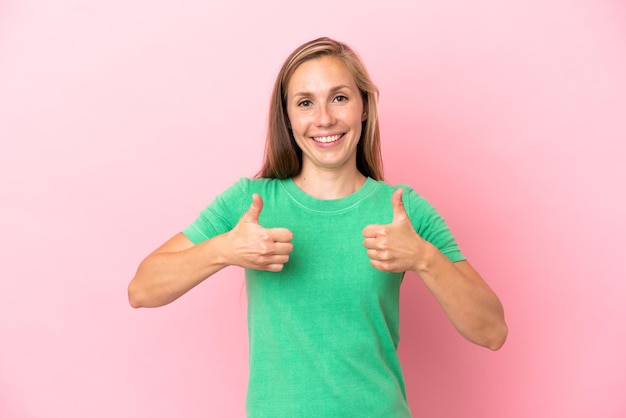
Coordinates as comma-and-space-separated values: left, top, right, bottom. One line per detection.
362, 188, 424, 273
225, 194, 294, 272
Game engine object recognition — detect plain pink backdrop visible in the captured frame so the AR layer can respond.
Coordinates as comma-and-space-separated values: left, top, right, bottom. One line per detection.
1, 0, 625, 417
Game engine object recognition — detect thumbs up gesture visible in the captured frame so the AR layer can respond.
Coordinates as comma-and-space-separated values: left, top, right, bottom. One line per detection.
362, 188, 427, 273
224, 194, 294, 272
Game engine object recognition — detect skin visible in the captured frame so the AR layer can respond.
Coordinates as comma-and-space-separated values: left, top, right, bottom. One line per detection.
128, 56, 507, 351
127, 194, 294, 308
287, 56, 368, 199
362, 188, 507, 350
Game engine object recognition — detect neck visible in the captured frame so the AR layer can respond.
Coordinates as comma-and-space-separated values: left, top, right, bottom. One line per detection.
292, 166, 367, 199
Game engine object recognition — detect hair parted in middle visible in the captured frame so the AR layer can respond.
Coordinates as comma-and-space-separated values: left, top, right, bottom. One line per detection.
257, 37, 384, 181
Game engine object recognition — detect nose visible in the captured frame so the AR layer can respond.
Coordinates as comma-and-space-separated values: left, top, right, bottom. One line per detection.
315, 103, 336, 127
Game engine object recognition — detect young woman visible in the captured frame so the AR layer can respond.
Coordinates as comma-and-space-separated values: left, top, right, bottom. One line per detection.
128, 37, 507, 417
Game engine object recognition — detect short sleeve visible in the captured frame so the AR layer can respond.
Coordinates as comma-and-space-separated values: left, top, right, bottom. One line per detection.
402, 186, 466, 263
182, 178, 251, 245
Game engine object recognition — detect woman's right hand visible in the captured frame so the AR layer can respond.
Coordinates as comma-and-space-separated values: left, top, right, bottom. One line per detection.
128, 194, 293, 308
221, 193, 294, 272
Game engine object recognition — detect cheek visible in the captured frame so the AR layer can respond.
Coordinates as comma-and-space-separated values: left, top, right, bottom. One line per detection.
287, 115, 308, 136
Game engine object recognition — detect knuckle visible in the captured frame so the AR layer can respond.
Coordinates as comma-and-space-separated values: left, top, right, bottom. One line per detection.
259, 243, 270, 254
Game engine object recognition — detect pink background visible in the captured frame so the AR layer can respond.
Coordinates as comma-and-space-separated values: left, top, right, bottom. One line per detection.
1, 0, 625, 417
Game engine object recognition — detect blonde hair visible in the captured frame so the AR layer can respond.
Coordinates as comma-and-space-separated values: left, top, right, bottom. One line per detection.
257, 37, 383, 180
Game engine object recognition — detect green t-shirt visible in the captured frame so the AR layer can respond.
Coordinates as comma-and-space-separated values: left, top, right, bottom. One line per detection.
183, 177, 465, 418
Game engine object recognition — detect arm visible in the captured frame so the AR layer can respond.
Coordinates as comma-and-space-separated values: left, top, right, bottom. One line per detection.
412, 252, 507, 351
128, 232, 227, 308
363, 189, 507, 350
128, 194, 293, 308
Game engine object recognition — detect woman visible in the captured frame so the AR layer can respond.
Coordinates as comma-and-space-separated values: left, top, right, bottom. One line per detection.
128, 37, 507, 417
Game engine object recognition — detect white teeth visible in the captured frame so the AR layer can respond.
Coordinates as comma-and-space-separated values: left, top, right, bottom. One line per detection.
313, 134, 342, 143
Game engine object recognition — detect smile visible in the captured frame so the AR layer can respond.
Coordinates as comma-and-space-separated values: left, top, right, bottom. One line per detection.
311, 134, 343, 144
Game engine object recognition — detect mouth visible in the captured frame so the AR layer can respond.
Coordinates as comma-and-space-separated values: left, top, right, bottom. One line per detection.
311, 133, 344, 144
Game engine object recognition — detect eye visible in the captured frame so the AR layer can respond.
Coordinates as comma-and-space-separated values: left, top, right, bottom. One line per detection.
297, 99, 312, 108
333, 95, 348, 103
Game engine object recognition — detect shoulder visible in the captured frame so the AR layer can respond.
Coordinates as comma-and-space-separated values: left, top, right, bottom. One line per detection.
247, 177, 284, 186
369, 179, 429, 207
371, 179, 441, 222
396, 184, 432, 210
218, 177, 284, 196
243, 177, 291, 197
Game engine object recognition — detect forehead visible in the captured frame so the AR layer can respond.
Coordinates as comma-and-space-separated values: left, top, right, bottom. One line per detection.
287, 56, 358, 95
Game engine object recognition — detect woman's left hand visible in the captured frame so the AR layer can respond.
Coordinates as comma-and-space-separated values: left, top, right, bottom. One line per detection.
362, 188, 430, 273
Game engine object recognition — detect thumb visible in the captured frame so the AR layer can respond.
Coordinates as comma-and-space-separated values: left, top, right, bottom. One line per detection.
391, 188, 408, 223
243, 193, 263, 224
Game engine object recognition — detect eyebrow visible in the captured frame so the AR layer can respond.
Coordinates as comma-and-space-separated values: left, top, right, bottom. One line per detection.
290, 85, 355, 99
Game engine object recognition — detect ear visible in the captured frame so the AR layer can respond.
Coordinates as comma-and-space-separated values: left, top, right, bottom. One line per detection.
361, 111, 368, 122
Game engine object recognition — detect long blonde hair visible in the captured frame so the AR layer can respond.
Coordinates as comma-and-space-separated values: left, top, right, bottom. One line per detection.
257, 37, 383, 180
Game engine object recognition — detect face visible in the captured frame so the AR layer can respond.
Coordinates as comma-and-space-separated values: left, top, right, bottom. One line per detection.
286, 56, 367, 175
